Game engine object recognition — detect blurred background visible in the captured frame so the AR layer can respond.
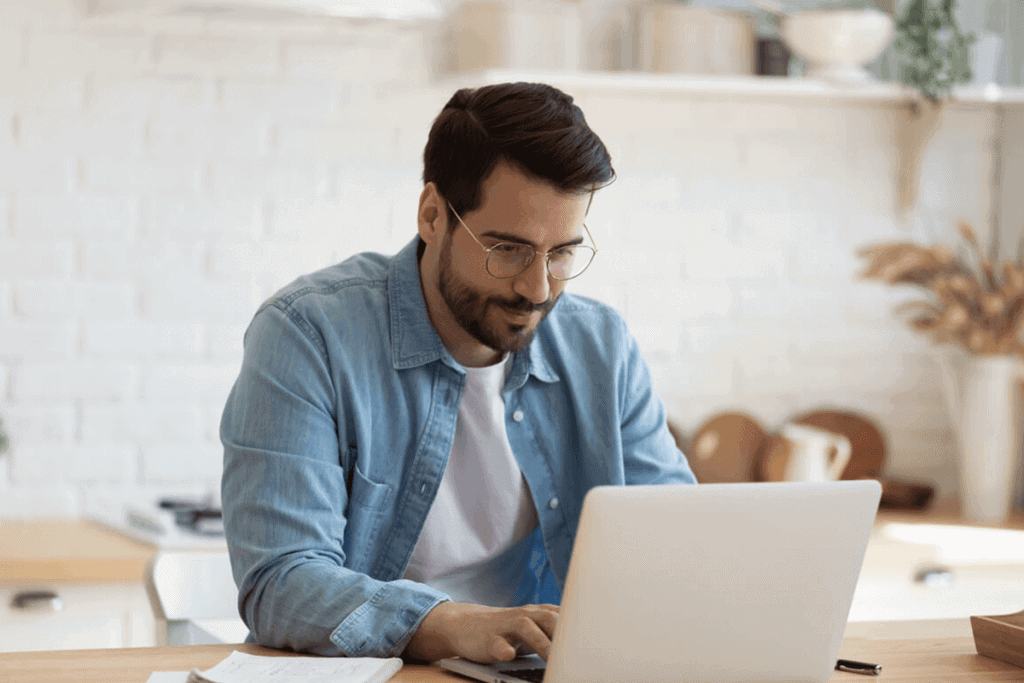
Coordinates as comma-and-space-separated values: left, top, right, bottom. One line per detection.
0, 0, 1022, 516
6, 0, 1024, 654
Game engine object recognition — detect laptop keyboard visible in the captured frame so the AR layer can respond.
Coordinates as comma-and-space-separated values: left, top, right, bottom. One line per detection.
501, 668, 546, 683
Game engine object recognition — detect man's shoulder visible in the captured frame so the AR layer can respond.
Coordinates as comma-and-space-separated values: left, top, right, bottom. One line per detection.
531, 294, 638, 383
542, 293, 630, 344
549, 292, 626, 324
261, 251, 392, 315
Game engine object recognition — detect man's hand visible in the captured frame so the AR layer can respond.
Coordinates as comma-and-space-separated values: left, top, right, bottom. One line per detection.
406, 601, 559, 663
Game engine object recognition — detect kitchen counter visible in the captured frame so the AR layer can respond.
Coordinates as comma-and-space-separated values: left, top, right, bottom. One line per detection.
876, 499, 1024, 530
0, 507, 1020, 652
0, 520, 154, 584
1, 498, 1020, 585
0, 520, 162, 651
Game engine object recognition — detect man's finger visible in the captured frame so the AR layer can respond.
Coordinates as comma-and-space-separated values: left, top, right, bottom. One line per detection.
516, 604, 558, 638
531, 607, 558, 639
490, 635, 518, 662
508, 615, 553, 661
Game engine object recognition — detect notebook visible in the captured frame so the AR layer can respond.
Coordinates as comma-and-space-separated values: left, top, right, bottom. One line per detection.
439, 480, 882, 683
152, 651, 403, 683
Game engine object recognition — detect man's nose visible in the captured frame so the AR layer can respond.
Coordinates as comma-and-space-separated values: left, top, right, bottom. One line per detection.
513, 256, 551, 305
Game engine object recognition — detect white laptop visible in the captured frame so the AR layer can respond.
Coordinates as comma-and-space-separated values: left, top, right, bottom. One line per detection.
439, 480, 882, 683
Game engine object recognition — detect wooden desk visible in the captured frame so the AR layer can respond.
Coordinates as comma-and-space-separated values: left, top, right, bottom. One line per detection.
2, 621, 1023, 683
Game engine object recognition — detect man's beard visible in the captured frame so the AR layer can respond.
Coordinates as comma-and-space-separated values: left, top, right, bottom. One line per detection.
438, 232, 559, 355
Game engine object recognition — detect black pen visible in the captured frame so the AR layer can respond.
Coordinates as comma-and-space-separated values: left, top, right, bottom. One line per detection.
836, 659, 882, 675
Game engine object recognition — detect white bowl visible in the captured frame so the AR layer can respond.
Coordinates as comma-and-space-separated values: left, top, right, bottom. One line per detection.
781, 8, 894, 83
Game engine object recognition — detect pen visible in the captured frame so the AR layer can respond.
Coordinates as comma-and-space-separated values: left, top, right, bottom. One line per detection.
836, 659, 882, 675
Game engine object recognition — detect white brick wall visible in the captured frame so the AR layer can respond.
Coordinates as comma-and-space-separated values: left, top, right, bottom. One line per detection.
154, 34, 279, 77
0, 0, 1008, 516
83, 321, 205, 358
0, 321, 77, 359
14, 363, 139, 401
16, 196, 142, 239
2, 404, 75, 445
12, 444, 137, 483
82, 404, 206, 443
16, 280, 137, 319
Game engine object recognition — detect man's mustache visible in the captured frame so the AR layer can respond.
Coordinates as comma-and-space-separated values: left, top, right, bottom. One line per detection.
490, 296, 555, 314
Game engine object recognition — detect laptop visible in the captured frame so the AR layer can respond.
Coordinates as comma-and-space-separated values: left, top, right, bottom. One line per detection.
439, 480, 881, 683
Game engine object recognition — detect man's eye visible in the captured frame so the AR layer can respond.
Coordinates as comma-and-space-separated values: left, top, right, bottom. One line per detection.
492, 244, 527, 257
550, 247, 577, 262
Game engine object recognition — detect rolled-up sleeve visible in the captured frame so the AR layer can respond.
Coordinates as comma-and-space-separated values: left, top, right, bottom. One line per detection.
220, 303, 448, 657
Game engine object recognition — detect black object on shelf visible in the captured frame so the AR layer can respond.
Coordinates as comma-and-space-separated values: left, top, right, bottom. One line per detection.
158, 496, 224, 536
757, 38, 791, 76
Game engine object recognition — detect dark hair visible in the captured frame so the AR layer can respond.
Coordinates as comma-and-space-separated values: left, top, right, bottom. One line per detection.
422, 82, 615, 228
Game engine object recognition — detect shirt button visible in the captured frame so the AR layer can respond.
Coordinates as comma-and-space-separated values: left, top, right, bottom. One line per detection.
419, 483, 427, 495
548, 498, 559, 510
513, 410, 524, 422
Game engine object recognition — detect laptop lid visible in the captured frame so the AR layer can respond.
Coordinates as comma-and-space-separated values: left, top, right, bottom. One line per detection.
439, 481, 881, 683
538, 480, 881, 683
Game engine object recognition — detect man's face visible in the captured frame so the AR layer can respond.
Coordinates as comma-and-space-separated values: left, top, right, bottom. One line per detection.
432, 162, 591, 359
437, 229, 560, 354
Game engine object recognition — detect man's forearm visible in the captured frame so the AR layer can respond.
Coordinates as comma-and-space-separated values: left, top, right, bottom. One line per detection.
233, 552, 446, 657
406, 601, 459, 661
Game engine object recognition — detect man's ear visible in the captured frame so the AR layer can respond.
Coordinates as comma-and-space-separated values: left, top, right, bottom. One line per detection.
417, 182, 446, 245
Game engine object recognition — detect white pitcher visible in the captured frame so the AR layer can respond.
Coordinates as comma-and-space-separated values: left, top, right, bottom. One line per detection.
780, 423, 852, 483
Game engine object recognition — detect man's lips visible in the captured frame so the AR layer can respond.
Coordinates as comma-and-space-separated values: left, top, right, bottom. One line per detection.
498, 303, 542, 325
490, 296, 553, 326
503, 307, 537, 320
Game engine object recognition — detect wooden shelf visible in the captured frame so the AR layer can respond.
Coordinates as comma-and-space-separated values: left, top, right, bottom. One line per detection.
448, 69, 1024, 106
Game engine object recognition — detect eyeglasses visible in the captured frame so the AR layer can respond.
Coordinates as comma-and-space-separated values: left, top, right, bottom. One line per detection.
448, 202, 597, 281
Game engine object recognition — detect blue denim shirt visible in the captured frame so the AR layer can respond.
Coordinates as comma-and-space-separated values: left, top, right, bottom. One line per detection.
220, 236, 696, 658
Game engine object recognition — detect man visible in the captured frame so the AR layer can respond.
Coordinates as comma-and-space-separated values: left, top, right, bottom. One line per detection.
220, 82, 696, 664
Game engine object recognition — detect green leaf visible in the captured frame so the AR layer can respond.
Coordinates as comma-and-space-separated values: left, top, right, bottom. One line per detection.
893, 0, 975, 100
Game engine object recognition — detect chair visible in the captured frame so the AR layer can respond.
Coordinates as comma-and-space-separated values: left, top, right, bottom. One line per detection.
143, 550, 250, 646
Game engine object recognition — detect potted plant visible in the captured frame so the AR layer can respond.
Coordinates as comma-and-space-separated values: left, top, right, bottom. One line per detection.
890, 0, 975, 212
893, 0, 974, 101
858, 223, 1024, 523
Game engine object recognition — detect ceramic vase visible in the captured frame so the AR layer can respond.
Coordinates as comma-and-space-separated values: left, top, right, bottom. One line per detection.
939, 350, 1024, 523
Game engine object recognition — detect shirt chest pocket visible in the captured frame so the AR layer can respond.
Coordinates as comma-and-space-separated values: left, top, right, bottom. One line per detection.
343, 460, 394, 568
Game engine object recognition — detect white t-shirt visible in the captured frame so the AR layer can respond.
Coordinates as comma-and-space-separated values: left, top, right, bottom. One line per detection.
404, 355, 539, 606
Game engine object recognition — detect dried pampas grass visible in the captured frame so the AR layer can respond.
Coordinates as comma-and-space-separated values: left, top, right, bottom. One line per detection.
858, 223, 1024, 358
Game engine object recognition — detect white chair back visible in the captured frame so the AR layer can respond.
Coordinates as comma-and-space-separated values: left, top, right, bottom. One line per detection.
143, 550, 248, 646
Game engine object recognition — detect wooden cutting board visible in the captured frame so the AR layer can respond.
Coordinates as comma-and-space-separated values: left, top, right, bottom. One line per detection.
757, 433, 791, 482
686, 412, 766, 483
757, 410, 887, 482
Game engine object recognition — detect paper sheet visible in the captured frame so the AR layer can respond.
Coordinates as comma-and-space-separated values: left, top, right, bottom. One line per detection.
146, 674, 189, 683
185, 651, 403, 683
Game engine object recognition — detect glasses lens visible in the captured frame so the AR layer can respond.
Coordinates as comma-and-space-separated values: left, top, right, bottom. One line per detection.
486, 244, 596, 280
549, 245, 595, 280
487, 244, 535, 278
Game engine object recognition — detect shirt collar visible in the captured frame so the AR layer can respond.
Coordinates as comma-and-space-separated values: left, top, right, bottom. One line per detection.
388, 237, 449, 370
523, 333, 558, 384
388, 236, 560, 385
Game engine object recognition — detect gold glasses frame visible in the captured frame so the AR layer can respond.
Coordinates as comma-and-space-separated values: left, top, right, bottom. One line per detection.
447, 202, 598, 281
